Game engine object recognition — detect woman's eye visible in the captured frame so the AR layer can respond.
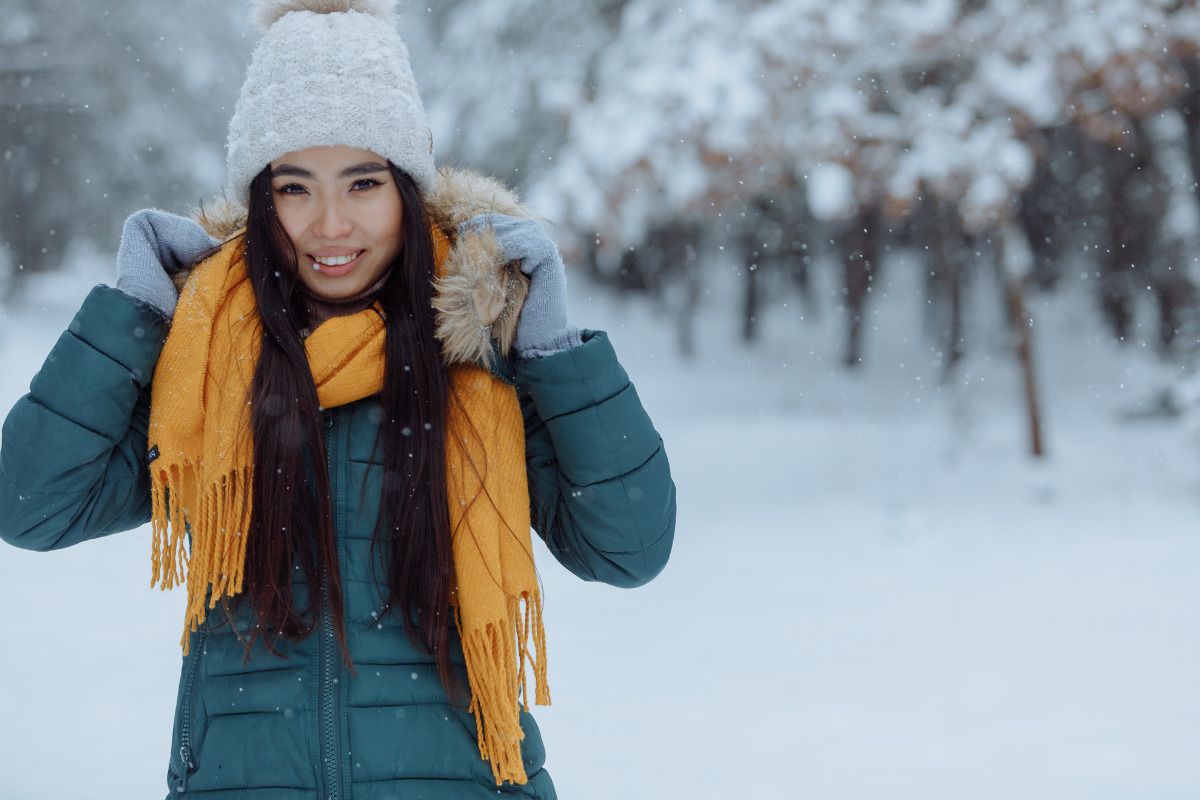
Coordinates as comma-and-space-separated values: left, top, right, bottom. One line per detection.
351, 178, 383, 191
274, 183, 307, 196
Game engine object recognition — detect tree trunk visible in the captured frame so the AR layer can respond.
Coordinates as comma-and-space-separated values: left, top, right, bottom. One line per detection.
1093, 127, 1155, 342
742, 259, 760, 343
843, 208, 879, 368
1005, 277, 1044, 458
923, 199, 965, 379
997, 220, 1045, 458
677, 265, 700, 359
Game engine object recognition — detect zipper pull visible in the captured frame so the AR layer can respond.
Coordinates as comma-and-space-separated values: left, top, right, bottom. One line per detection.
178, 745, 194, 793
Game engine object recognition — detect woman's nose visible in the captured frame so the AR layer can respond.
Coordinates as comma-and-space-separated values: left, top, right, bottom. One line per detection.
312, 199, 353, 240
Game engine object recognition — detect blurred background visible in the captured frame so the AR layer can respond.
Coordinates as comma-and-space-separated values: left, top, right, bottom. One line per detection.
2, 1, 1200, 798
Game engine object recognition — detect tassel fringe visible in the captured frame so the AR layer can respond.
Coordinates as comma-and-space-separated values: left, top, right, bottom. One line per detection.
151, 465, 252, 653
460, 591, 550, 785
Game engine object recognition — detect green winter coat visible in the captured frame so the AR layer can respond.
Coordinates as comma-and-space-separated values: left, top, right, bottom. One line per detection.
0, 278, 674, 799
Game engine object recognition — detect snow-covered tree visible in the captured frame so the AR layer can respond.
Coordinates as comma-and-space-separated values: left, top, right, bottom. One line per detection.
0, 0, 249, 296
526, 0, 1200, 360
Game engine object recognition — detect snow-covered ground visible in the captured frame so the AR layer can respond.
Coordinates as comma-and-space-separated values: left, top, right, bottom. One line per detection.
1, 250, 1197, 799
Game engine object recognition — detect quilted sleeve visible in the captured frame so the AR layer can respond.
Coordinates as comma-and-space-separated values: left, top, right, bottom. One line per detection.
516, 330, 675, 587
0, 285, 169, 551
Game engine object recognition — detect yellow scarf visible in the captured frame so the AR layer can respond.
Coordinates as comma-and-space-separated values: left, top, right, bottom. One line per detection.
148, 232, 548, 785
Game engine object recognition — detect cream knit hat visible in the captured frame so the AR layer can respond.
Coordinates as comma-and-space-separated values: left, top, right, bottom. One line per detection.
225, 0, 435, 204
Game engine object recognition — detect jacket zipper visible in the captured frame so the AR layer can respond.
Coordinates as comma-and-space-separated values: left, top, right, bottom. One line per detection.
319, 410, 342, 800
176, 626, 207, 794
320, 584, 338, 800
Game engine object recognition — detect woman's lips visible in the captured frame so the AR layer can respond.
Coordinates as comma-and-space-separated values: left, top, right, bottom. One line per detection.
308, 250, 365, 277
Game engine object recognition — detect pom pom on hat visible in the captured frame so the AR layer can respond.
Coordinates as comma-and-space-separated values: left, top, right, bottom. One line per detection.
227, 0, 433, 203
251, 0, 397, 30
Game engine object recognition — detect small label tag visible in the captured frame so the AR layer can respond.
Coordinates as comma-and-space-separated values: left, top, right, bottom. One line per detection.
147, 445, 160, 465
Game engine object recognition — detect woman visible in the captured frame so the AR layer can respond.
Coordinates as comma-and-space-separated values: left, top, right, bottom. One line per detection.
0, 2, 675, 798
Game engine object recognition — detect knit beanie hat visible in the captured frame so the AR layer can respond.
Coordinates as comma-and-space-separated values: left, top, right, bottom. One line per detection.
225, 0, 435, 204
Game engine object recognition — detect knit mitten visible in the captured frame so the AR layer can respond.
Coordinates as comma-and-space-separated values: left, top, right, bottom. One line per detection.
116, 209, 218, 319
460, 214, 582, 360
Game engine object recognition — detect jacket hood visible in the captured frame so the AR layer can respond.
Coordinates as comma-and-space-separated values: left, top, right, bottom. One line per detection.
184, 164, 531, 368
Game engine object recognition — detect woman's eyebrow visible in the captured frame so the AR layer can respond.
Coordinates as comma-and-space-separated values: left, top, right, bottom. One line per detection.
270, 162, 387, 179
340, 162, 389, 178
270, 164, 314, 178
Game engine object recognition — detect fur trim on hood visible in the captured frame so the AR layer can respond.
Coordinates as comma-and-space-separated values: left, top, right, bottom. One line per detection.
183, 165, 530, 368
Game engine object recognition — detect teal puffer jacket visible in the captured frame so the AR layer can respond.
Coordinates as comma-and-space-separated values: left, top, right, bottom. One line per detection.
0, 286, 675, 800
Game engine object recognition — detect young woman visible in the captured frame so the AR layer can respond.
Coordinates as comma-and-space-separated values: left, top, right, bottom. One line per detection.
0, 2, 675, 798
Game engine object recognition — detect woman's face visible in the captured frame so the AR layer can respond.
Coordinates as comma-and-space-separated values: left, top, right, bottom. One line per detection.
269, 145, 405, 300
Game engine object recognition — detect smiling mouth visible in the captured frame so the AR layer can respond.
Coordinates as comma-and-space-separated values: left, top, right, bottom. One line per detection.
310, 251, 364, 268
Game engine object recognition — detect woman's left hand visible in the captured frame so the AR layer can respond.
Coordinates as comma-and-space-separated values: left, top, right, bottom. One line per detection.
460, 214, 582, 360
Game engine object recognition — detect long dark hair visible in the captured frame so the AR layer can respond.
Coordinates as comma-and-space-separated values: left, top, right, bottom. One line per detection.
238, 163, 460, 697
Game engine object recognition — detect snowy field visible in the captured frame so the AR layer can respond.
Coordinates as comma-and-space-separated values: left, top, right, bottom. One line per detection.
1, 250, 1198, 800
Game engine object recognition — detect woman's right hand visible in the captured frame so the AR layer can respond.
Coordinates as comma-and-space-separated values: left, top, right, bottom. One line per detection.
115, 209, 217, 319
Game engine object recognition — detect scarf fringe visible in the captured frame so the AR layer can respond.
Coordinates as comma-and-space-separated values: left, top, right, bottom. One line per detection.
461, 590, 551, 786
151, 464, 251, 653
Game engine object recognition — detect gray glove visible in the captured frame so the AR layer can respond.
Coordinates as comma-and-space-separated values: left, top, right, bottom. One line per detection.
460, 214, 582, 360
115, 209, 217, 319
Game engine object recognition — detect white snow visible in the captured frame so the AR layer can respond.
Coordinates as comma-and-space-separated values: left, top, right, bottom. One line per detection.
1, 247, 1198, 799
808, 162, 858, 223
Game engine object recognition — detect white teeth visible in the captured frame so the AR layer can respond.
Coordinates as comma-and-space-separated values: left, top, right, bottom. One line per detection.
312, 252, 361, 267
